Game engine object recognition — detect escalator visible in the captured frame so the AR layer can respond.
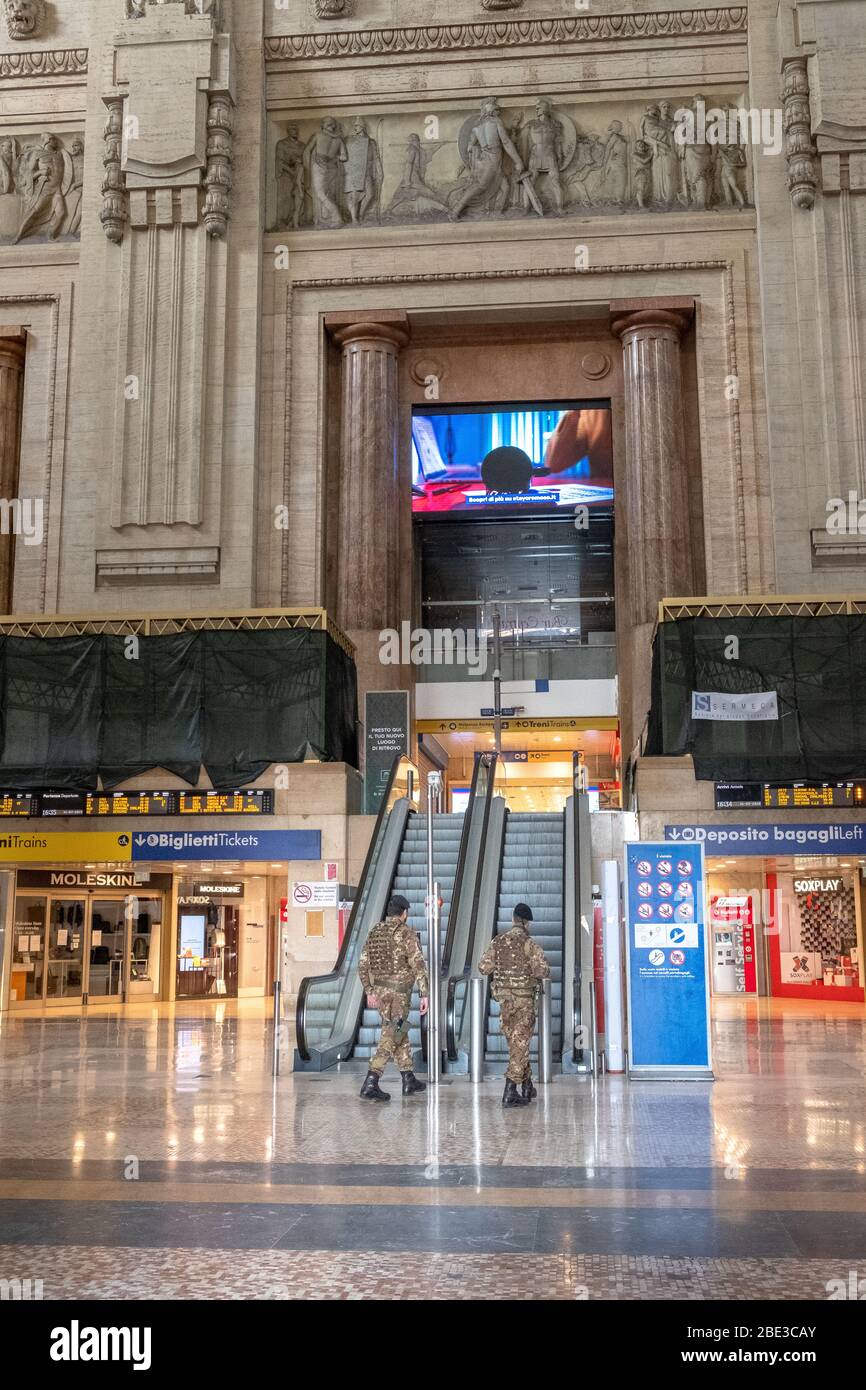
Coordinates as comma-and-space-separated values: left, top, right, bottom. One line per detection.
485, 812, 565, 1070
353, 814, 463, 1064
294, 753, 494, 1073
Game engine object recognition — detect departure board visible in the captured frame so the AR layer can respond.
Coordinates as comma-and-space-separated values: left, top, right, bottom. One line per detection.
86, 791, 176, 817
763, 783, 855, 809
715, 781, 866, 810
0, 792, 39, 817
0, 788, 274, 817
40, 791, 87, 817
178, 790, 273, 815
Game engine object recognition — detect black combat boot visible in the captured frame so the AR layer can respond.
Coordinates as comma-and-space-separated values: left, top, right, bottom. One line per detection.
522, 1075, 537, 1101
359, 1070, 390, 1101
401, 1070, 426, 1096
502, 1079, 530, 1106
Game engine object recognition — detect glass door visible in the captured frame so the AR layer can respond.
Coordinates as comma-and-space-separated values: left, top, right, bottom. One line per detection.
45, 898, 86, 1004
10, 896, 47, 1004
87, 899, 128, 1001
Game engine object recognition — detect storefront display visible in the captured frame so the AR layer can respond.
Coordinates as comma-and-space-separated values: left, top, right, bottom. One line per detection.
9, 871, 168, 1007
766, 869, 864, 1002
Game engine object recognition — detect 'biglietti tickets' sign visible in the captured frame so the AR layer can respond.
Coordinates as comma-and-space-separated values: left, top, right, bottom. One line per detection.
665, 823, 866, 853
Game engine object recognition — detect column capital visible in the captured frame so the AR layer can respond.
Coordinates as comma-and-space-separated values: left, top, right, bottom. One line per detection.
325, 310, 410, 353
0, 328, 27, 371
609, 298, 694, 342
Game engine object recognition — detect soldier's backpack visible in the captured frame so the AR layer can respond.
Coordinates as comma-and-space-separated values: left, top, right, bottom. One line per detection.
364, 918, 405, 986
490, 929, 536, 1001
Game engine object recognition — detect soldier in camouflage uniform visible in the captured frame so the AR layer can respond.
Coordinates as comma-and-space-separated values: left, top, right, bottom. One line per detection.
478, 903, 550, 1106
358, 894, 429, 1101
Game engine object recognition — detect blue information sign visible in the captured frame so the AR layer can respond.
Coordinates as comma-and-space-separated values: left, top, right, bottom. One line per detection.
624, 841, 713, 1079
131, 829, 321, 862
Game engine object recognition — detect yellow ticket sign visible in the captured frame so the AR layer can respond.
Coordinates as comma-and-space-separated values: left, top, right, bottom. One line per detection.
0, 831, 133, 863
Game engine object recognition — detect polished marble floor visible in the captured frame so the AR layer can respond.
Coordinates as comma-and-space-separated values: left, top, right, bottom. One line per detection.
0, 997, 865, 1299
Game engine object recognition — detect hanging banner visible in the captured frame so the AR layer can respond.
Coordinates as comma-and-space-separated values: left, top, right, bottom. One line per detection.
364, 691, 410, 815
691, 691, 779, 721
624, 841, 713, 1079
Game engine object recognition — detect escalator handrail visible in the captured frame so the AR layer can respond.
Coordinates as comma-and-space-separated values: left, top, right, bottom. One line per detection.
445, 762, 501, 1060
295, 753, 417, 1062
440, 751, 496, 978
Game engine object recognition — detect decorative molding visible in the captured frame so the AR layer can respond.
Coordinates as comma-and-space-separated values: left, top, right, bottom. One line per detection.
0, 292, 62, 612
481, 0, 523, 10
3, 0, 46, 43
0, 47, 87, 79
100, 98, 127, 245
265, 8, 748, 63
203, 92, 234, 239
281, 258, 748, 594
782, 57, 818, 211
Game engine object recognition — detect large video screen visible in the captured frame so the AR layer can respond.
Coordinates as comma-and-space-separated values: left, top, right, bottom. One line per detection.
412, 402, 613, 517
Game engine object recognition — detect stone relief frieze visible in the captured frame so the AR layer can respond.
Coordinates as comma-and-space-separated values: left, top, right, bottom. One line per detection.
264, 9, 747, 63
270, 95, 752, 232
0, 133, 83, 244
3, 0, 46, 42
127, 0, 220, 19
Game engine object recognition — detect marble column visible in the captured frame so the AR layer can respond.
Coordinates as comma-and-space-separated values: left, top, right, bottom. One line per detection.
327, 312, 410, 635
0, 329, 27, 614
610, 299, 695, 625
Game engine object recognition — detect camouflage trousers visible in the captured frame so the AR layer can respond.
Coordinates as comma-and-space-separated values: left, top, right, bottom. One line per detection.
500, 996, 537, 1084
371, 989, 414, 1075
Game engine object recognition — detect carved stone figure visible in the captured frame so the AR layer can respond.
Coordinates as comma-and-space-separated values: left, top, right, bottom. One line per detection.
641, 101, 678, 206
632, 139, 653, 209
3, 0, 45, 41
275, 125, 306, 230
14, 133, 69, 243
304, 117, 347, 228
0, 138, 18, 195
601, 121, 627, 204
566, 133, 606, 207
451, 97, 526, 220
522, 97, 565, 214
343, 116, 382, 224
65, 137, 85, 235
680, 94, 715, 209
387, 134, 451, 217
719, 140, 747, 208
313, 0, 354, 17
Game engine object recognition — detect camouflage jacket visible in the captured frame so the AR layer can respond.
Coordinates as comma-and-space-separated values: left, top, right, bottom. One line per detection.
359, 915, 429, 996
477, 924, 550, 998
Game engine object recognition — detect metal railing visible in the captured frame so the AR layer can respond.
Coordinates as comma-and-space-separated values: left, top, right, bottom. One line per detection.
658, 594, 866, 626
294, 753, 418, 1063
0, 607, 355, 658
444, 752, 499, 1062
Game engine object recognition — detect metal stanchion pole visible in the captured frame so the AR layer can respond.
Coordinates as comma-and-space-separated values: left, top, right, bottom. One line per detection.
271, 979, 282, 1076
588, 978, 598, 1077
426, 772, 442, 1084
469, 976, 484, 1084
538, 977, 552, 1085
